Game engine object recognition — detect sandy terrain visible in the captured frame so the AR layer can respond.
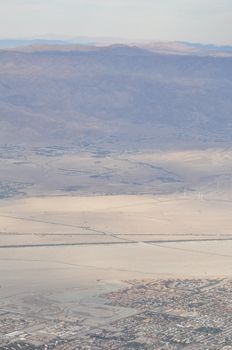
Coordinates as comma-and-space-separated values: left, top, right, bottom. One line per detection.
0, 194, 231, 240
0, 194, 231, 332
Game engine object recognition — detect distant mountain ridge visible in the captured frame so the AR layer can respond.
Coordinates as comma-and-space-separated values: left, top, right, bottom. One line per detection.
0, 38, 96, 49
0, 44, 231, 148
1, 38, 232, 56
179, 41, 232, 52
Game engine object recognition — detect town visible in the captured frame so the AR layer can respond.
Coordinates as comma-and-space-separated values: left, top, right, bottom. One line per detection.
1, 279, 232, 349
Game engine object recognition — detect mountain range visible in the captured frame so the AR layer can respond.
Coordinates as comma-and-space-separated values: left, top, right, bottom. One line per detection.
0, 44, 231, 149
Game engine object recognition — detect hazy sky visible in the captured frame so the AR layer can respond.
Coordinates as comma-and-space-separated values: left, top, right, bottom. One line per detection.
0, 0, 232, 44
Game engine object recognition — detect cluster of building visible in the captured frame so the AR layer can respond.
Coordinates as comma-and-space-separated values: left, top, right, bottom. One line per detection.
1, 279, 232, 349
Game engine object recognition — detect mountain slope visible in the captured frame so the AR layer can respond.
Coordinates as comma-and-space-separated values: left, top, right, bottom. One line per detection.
0, 45, 231, 148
